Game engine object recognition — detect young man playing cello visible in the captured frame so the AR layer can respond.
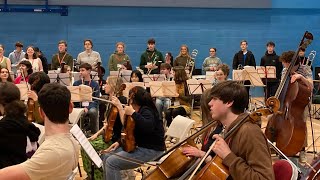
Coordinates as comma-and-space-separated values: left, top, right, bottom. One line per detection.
202, 81, 274, 179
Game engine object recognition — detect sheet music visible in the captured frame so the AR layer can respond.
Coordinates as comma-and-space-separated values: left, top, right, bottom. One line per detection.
70, 124, 102, 168
67, 85, 93, 102
187, 79, 212, 95
16, 84, 29, 100
149, 81, 178, 97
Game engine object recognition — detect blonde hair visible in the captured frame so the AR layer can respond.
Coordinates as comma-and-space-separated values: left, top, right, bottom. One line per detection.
177, 44, 191, 58
107, 76, 124, 95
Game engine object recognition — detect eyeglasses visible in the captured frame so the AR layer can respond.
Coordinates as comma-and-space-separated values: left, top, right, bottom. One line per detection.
210, 51, 215, 52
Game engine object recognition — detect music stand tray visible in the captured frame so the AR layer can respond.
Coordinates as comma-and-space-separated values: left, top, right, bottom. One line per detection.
149, 81, 178, 98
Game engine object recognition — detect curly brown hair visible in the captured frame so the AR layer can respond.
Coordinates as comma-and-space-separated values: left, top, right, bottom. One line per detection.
279, 51, 295, 63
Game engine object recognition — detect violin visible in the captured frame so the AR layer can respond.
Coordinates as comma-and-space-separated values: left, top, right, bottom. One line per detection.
265, 31, 314, 156
19, 67, 35, 122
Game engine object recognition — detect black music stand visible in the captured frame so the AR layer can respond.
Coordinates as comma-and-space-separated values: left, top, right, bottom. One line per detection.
186, 79, 212, 114
110, 70, 132, 82
142, 74, 166, 87
48, 70, 71, 86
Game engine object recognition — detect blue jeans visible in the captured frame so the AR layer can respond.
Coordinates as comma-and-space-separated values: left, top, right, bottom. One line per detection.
101, 147, 163, 180
155, 97, 171, 122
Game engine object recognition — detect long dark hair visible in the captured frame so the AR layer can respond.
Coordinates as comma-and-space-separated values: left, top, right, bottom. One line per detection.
0, 82, 26, 118
29, 72, 50, 93
129, 86, 159, 118
130, 70, 143, 82
0, 68, 13, 82
24, 46, 38, 59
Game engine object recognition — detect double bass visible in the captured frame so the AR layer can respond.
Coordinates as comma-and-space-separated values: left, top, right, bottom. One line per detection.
265, 31, 314, 156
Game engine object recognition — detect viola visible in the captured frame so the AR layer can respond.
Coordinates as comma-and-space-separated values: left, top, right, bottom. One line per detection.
121, 115, 136, 152
103, 83, 126, 143
265, 31, 314, 156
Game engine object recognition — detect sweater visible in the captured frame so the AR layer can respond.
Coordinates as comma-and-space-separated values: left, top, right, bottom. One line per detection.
0, 115, 40, 168
51, 52, 73, 70
139, 48, 164, 74
202, 56, 222, 72
108, 52, 131, 71
232, 50, 256, 70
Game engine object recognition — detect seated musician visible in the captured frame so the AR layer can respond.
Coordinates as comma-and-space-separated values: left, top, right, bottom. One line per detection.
82, 76, 133, 180
212, 63, 231, 86
165, 66, 191, 127
73, 63, 100, 135
101, 86, 165, 180
280, 50, 313, 163
0, 83, 79, 179
199, 81, 274, 179
182, 89, 223, 163
14, 60, 33, 84
0, 82, 40, 168
155, 63, 172, 123
27, 72, 50, 124
0, 67, 13, 82
130, 70, 143, 82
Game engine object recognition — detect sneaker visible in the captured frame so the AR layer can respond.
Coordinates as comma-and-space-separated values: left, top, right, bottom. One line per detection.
299, 151, 307, 163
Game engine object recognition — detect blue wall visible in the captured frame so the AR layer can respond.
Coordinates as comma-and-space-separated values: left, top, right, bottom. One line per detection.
0, 6, 319, 96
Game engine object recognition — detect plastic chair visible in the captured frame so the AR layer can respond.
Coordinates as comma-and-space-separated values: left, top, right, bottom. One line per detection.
273, 160, 298, 180
165, 115, 195, 143
69, 108, 84, 126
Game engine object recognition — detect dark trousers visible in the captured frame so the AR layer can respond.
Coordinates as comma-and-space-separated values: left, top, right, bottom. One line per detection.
165, 107, 187, 127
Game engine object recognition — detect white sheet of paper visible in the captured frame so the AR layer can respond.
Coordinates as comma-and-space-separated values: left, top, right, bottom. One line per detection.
70, 124, 102, 168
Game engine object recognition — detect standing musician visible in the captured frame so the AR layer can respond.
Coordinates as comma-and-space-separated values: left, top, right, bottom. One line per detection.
279, 51, 313, 163
14, 60, 33, 84
101, 86, 165, 180
108, 42, 132, 71
77, 39, 102, 71
51, 40, 74, 70
173, 44, 193, 75
139, 38, 164, 74
165, 66, 191, 127
27, 72, 50, 124
202, 81, 274, 179
260, 41, 282, 98
73, 63, 100, 135
202, 47, 222, 73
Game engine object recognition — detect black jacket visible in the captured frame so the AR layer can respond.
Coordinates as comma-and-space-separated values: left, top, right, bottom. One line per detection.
0, 116, 40, 168
260, 51, 283, 82
232, 50, 256, 70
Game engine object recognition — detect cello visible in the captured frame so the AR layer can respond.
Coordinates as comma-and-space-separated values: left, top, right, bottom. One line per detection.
265, 31, 314, 156
144, 120, 218, 179
192, 104, 280, 180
